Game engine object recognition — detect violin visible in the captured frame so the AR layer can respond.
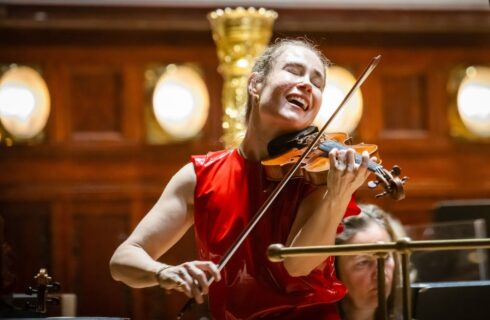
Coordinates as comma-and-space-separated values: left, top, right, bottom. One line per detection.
262, 126, 407, 200
25, 268, 60, 313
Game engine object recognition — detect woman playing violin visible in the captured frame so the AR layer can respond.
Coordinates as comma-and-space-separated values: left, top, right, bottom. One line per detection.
110, 38, 373, 320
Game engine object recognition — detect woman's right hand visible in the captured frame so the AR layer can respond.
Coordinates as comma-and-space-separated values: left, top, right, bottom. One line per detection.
156, 261, 221, 304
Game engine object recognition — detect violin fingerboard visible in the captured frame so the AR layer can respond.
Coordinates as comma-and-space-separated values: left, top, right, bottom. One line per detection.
318, 141, 380, 172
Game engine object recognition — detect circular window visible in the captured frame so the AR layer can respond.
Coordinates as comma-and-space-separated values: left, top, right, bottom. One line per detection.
313, 66, 363, 134
0, 66, 50, 140
457, 66, 490, 138
152, 65, 209, 139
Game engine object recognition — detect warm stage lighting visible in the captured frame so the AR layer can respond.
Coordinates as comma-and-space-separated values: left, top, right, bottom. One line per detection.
151, 65, 209, 140
0, 66, 50, 140
457, 66, 490, 138
313, 66, 363, 134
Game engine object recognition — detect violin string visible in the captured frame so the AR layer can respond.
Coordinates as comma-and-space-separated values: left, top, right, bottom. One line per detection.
319, 140, 382, 173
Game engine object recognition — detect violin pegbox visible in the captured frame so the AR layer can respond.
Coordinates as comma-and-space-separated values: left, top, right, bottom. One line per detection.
368, 165, 408, 200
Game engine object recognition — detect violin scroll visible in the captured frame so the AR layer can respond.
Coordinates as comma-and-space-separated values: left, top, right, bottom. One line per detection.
368, 165, 408, 200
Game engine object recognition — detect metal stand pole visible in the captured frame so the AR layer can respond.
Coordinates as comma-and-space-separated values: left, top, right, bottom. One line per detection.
401, 251, 412, 320
376, 253, 388, 320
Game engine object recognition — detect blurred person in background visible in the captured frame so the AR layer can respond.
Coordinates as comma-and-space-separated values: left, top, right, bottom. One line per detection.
336, 204, 404, 320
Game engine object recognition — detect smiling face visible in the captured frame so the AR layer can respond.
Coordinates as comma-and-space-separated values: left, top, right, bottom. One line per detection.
337, 222, 395, 312
249, 44, 326, 133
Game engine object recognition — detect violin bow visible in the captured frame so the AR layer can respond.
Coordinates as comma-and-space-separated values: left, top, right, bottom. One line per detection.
177, 55, 381, 319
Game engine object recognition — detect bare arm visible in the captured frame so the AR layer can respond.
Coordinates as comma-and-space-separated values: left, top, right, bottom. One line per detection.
283, 149, 371, 277
109, 163, 220, 303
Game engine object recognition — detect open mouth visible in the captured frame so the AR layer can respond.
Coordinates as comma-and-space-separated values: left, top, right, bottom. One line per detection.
286, 95, 309, 111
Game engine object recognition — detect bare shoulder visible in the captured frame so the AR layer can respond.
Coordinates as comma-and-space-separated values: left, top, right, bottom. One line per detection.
165, 162, 196, 204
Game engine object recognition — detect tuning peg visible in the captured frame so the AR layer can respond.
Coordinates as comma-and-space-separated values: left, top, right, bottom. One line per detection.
401, 176, 409, 184
375, 190, 389, 198
390, 165, 401, 176
368, 180, 380, 189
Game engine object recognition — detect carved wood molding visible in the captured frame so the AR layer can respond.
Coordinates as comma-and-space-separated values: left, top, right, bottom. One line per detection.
0, 4, 489, 34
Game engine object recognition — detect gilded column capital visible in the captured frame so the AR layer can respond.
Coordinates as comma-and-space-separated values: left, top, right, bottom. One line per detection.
208, 7, 277, 148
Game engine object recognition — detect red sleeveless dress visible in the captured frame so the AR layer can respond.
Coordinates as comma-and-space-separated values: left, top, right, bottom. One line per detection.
191, 149, 360, 320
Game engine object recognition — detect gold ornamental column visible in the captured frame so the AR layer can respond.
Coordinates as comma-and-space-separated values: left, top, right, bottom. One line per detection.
208, 7, 277, 148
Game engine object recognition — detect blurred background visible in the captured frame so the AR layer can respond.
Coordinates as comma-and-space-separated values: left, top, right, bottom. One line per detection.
0, 0, 489, 318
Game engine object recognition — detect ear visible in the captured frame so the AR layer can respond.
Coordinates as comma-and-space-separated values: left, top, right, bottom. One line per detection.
248, 72, 263, 98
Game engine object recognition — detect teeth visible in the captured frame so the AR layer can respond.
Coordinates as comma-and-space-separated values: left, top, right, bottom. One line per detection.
287, 96, 308, 110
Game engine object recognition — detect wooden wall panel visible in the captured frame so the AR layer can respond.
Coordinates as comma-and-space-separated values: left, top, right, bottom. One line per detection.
381, 73, 428, 131
0, 4, 489, 319
69, 65, 124, 141
71, 201, 132, 317
0, 202, 52, 292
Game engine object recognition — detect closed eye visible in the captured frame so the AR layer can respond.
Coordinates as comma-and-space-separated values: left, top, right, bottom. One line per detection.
311, 76, 323, 88
285, 64, 303, 76
283, 63, 324, 88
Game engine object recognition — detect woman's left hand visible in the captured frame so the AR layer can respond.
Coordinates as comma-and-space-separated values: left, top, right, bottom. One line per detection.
327, 148, 374, 198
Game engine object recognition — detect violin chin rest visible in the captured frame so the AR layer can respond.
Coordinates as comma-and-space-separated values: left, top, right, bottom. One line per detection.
267, 126, 318, 157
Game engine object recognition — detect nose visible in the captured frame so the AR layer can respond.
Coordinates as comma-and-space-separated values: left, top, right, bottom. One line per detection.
297, 78, 312, 93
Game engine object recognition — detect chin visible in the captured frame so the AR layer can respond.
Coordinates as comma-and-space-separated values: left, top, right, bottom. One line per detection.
281, 114, 313, 131
262, 110, 314, 134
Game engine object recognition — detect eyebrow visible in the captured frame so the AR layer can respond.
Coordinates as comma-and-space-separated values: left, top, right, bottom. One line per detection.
350, 254, 374, 260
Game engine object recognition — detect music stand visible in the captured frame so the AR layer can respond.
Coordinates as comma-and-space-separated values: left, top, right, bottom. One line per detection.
433, 199, 490, 278
412, 280, 490, 320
